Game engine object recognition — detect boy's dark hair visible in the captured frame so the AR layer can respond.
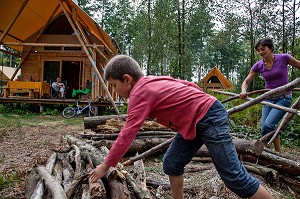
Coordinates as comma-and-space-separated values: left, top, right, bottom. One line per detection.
104, 55, 144, 82
255, 38, 274, 52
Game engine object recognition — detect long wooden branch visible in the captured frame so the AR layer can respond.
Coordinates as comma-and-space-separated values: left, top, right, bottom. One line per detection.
216, 90, 300, 114
227, 78, 300, 115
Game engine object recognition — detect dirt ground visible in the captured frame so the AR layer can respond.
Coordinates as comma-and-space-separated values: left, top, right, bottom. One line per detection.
0, 115, 299, 199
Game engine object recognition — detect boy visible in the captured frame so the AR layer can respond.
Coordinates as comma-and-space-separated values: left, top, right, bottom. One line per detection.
90, 55, 273, 199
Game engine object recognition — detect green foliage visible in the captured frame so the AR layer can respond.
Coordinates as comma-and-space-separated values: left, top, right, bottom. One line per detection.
0, 170, 21, 190
0, 103, 37, 115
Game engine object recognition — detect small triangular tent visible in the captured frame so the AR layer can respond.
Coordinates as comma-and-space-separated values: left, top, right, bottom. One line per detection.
201, 66, 234, 90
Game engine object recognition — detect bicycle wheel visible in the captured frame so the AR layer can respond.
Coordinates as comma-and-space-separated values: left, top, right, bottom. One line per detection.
62, 107, 76, 118
89, 106, 97, 117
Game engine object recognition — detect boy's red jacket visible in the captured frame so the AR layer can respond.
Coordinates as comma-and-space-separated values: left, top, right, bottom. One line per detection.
105, 76, 216, 167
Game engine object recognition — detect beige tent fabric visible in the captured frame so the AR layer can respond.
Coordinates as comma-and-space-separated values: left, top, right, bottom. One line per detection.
0, 66, 21, 82
0, 0, 117, 54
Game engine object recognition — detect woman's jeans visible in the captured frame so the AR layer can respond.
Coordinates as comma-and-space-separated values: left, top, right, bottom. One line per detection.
163, 100, 259, 198
261, 95, 292, 137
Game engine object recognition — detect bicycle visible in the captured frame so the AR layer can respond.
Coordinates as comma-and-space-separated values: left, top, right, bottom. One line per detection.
62, 100, 97, 118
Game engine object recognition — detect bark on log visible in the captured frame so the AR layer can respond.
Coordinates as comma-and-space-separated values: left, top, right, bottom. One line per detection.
66, 135, 140, 199
242, 153, 300, 175
84, 114, 127, 129
80, 131, 175, 140
121, 170, 151, 199
52, 159, 63, 184
133, 155, 151, 198
227, 78, 300, 115
242, 162, 278, 185
193, 138, 300, 176
93, 138, 170, 153
58, 154, 75, 192
66, 145, 84, 199
30, 153, 57, 199
122, 137, 174, 166
34, 166, 67, 199
216, 89, 300, 115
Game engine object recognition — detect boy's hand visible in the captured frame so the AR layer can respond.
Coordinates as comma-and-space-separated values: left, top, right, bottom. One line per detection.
89, 162, 110, 183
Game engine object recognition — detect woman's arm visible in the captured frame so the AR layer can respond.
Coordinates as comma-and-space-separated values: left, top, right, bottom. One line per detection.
289, 56, 300, 69
240, 70, 256, 99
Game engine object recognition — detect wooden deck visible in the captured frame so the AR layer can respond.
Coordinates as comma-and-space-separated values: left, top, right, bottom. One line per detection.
0, 97, 114, 107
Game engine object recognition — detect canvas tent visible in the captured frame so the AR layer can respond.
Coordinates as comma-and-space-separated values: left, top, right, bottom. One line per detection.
201, 66, 234, 90
0, 0, 119, 113
0, 66, 21, 82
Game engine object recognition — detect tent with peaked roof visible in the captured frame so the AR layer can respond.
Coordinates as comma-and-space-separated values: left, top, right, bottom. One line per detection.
0, 0, 119, 113
201, 66, 234, 90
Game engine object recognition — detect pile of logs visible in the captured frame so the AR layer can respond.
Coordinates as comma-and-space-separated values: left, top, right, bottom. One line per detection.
29, 135, 154, 199
28, 89, 300, 198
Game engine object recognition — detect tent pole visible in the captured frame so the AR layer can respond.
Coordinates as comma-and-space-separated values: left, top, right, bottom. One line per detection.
0, 0, 29, 44
59, 0, 119, 114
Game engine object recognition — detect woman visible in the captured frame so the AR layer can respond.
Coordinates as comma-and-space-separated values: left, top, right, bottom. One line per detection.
240, 38, 300, 152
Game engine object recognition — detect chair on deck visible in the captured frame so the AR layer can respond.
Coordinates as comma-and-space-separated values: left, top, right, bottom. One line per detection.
72, 80, 92, 98
50, 79, 67, 99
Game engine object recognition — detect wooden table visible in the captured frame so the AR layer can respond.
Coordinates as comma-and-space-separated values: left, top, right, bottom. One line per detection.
3, 81, 50, 99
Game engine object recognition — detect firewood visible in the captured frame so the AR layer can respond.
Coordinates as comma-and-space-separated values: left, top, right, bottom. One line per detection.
242, 162, 278, 185
80, 131, 175, 140
35, 166, 67, 199
280, 175, 300, 195
81, 184, 92, 199
66, 135, 142, 199
92, 138, 170, 153
146, 178, 170, 190
122, 137, 174, 166
121, 170, 151, 199
52, 159, 63, 184
58, 154, 75, 192
133, 154, 151, 198
65, 145, 83, 199
84, 114, 127, 129
193, 138, 300, 176
30, 153, 57, 199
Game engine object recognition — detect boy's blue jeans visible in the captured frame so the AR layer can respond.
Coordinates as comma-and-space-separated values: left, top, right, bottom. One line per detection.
261, 95, 292, 137
163, 100, 260, 198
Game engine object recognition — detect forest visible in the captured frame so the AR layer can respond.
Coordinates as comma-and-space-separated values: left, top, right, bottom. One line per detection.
75, 0, 300, 91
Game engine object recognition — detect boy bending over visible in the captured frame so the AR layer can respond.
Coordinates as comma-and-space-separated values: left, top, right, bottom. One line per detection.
90, 55, 273, 199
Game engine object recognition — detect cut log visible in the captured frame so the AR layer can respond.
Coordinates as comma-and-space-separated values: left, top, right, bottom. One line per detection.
34, 166, 67, 199
84, 114, 127, 129
80, 131, 176, 140
92, 138, 170, 153
30, 153, 57, 199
